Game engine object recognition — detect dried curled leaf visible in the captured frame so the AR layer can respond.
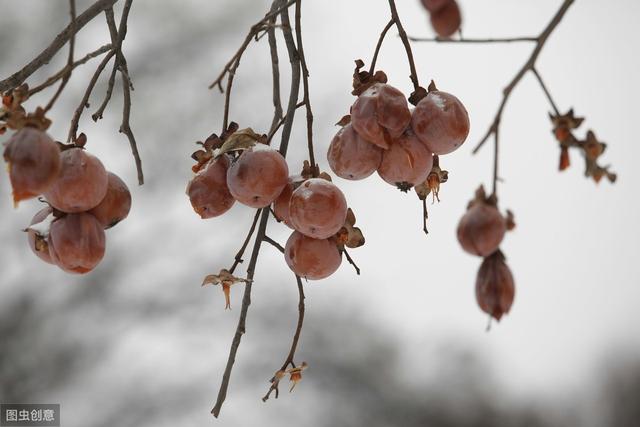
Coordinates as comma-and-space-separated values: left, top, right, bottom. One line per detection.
351, 59, 388, 96
216, 127, 268, 158
335, 114, 351, 127
190, 122, 239, 173
202, 268, 251, 310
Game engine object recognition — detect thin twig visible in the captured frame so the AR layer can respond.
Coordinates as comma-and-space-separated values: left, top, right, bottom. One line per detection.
229, 209, 262, 274
342, 249, 361, 275
0, 0, 118, 93
422, 199, 428, 235
208, 0, 296, 92
492, 126, 499, 195
27, 44, 113, 96
67, 50, 115, 142
531, 67, 560, 116
263, 235, 285, 253
277, 1, 301, 157
44, 0, 77, 113
267, 3, 283, 135
212, 209, 271, 418
262, 275, 306, 402
408, 36, 538, 43
294, 0, 316, 170
387, 0, 420, 91
369, 19, 395, 75
472, 0, 575, 154
267, 101, 304, 144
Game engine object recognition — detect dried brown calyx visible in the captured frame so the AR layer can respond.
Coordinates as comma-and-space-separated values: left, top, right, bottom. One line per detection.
334, 208, 365, 249
351, 59, 388, 97
202, 269, 252, 310
1, 85, 51, 133
415, 154, 448, 202
549, 110, 616, 183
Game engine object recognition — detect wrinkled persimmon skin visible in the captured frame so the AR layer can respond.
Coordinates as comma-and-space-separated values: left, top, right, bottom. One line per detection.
3, 127, 61, 204
377, 129, 433, 188
27, 206, 54, 264
430, 0, 462, 38
273, 179, 295, 229
44, 148, 108, 213
48, 213, 106, 274
327, 123, 383, 180
457, 203, 506, 257
284, 231, 342, 280
186, 156, 234, 219
476, 252, 515, 321
351, 83, 411, 149
412, 90, 470, 155
421, 0, 450, 12
227, 147, 289, 208
89, 172, 132, 228
289, 178, 348, 239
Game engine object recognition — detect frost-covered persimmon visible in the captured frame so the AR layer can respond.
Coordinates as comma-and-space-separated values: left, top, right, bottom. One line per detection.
44, 148, 108, 213
289, 178, 348, 239
377, 129, 433, 190
187, 156, 235, 219
327, 123, 383, 180
226, 146, 289, 208
412, 89, 469, 155
284, 231, 342, 280
351, 83, 411, 149
430, 0, 462, 38
89, 172, 132, 228
48, 213, 106, 274
3, 127, 61, 204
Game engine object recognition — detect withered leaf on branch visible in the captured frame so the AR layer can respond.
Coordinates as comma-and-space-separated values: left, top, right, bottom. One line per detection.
216, 127, 267, 158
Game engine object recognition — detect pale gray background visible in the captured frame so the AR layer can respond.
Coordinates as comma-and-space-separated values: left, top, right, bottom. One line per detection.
1, 1, 639, 426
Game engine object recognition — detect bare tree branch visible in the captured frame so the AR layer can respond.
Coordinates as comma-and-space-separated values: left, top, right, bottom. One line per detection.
0, 0, 118, 93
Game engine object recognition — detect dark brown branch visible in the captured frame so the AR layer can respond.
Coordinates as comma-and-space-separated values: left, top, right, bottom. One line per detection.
531, 67, 560, 116
44, 0, 77, 113
263, 235, 284, 253
119, 69, 144, 185
472, 0, 575, 154
267, 3, 284, 135
91, 7, 120, 121
342, 249, 361, 275
212, 209, 271, 418
387, 0, 420, 91
492, 126, 500, 195
267, 101, 304, 144
208, 0, 296, 92
0, 0, 118, 93
277, 1, 301, 157
67, 51, 115, 142
294, 0, 316, 170
229, 209, 262, 274
369, 19, 395, 75
422, 199, 428, 235
408, 36, 538, 43
262, 275, 306, 402
27, 44, 113, 96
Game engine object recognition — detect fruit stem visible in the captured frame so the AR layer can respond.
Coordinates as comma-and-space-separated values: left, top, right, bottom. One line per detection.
387, 0, 421, 91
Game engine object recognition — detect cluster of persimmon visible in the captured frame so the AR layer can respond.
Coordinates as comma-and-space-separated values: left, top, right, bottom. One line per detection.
457, 185, 515, 322
550, 109, 616, 183
187, 124, 363, 308
419, 0, 462, 38
329, 61, 468, 230
1, 86, 132, 274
